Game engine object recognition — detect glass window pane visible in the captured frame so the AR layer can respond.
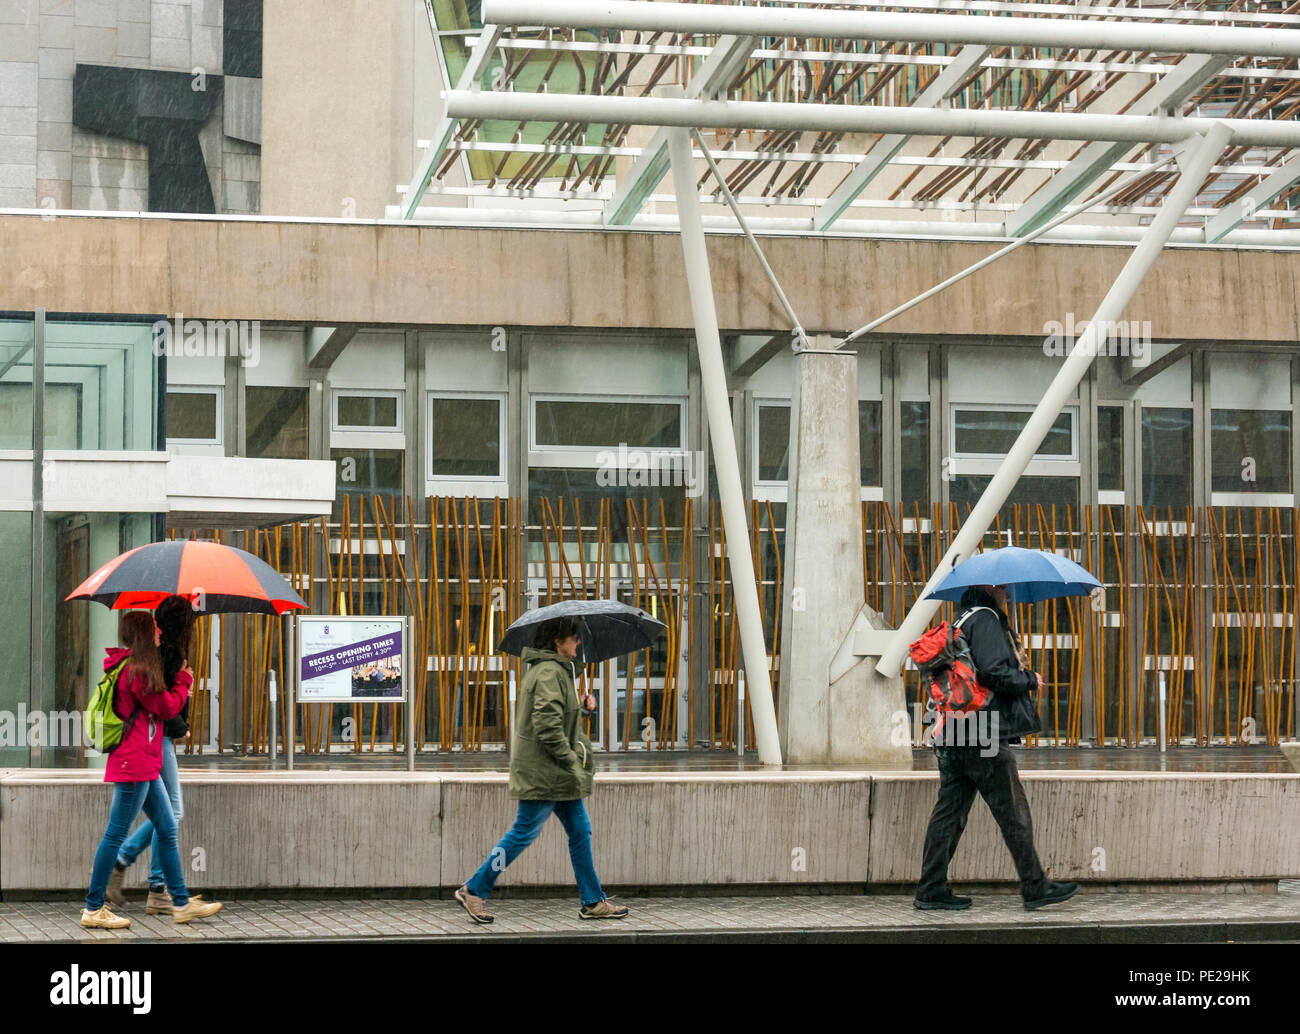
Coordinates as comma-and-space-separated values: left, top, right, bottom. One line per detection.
1211, 409, 1291, 494
948, 475, 1079, 515
431, 396, 502, 478
528, 467, 684, 563
167, 391, 218, 441
338, 394, 398, 428
534, 398, 681, 449
954, 408, 1073, 457
1141, 407, 1192, 510
332, 448, 404, 515
45, 319, 158, 450
0, 512, 31, 766
1097, 405, 1124, 492
246, 386, 308, 459
901, 400, 929, 507
0, 318, 34, 449
757, 404, 790, 483
859, 400, 882, 486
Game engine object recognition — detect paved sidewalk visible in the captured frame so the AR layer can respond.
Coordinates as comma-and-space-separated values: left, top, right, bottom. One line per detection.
5, 889, 1300, 944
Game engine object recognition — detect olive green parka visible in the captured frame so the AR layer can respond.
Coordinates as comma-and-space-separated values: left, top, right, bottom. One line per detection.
508, 646, 595, 801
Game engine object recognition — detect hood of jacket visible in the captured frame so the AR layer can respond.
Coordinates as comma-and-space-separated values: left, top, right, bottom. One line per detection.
104, 646, 131, 672
522, 646, 575, 671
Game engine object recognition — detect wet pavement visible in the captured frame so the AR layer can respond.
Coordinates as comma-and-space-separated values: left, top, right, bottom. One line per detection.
9, 884, 1299, 944
171, 745, 1298, 774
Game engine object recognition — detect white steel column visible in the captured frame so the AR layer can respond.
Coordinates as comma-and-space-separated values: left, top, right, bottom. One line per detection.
667, 122, 782, 764
875, 121, 1234, 677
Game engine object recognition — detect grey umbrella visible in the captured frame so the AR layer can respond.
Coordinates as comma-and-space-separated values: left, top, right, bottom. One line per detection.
498, 598, 667, 665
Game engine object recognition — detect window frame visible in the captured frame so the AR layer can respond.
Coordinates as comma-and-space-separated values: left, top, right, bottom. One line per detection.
529, 392, 688, 468
164, 385, 223, 447
948, 402, 1081, 477
332, 389, 403, 433
751, 396, 885, 502
427, 390, 508, 484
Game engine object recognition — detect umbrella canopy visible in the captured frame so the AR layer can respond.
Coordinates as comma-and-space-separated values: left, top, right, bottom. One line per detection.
65, 540, 306, 615
498, 599, 667, 666
924, 546, 1102, 604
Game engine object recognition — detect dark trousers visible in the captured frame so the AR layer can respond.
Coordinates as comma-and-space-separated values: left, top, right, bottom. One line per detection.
915, 744, 1046, 901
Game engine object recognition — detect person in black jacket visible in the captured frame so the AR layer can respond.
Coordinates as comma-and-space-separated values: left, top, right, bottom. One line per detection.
914, 584, 1079, 912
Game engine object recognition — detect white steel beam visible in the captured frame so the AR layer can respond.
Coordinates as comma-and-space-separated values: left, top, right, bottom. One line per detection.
1004, 52, 1229, 237
443, 90, 1300, 148
402, 23, 504, 220
1204, 154, 1300, 242
666, 120, 782, 764
874, 121, 1234, 678
482, 0, 1300, 60
818, 44, 991, 231
605, 34, 756, 226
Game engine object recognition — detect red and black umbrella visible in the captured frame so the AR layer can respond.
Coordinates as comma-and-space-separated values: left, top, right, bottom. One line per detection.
65, 540, 306, 615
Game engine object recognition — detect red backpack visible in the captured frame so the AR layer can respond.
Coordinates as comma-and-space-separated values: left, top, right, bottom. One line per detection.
908, 606, 997, 739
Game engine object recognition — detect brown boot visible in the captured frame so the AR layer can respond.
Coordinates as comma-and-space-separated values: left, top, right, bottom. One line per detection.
145, 888, 174, 915
454, 885, 494, 924
105, 865, 126, 906
578, 898, 629, 920
172, 895, 222, 924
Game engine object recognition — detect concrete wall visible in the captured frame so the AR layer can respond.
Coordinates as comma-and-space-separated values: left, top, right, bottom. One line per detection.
260, 0, 413, 219
3, 213, 1300, 342
3, 769, 1297, 892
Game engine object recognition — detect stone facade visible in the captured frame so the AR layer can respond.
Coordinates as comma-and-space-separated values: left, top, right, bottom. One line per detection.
0, 0, 260, 213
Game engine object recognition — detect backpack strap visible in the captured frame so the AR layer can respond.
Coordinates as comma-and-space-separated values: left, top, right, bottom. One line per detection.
114, 663, 144, 744
953, 605, 997, 631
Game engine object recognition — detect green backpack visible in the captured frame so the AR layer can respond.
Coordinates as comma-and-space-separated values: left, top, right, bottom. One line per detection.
84, 657, 135, 753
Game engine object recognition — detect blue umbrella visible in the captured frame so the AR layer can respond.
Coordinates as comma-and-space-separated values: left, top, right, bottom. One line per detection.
924, 546, 1102, 604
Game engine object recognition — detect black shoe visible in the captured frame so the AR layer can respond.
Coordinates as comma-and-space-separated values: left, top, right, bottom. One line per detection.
1023, 880, 1079, 910
913, 891, 972, 911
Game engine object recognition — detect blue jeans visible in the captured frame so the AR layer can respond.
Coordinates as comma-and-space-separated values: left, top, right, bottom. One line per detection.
117, 737, 183, 888
86, 779, 189, 911
466, 799, 606, 907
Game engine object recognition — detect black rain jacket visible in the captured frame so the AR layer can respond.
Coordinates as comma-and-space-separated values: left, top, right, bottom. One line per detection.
957, 586, 1042, 743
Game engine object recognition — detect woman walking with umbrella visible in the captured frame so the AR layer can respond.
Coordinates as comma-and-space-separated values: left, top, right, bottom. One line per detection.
80, 610, 222, 929
104, 594, 197, 916
454, 607, 651, 924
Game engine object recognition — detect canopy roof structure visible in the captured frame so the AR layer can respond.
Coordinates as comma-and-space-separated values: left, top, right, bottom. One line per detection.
403, 0, 1300, 245
401, 0, 1300, 764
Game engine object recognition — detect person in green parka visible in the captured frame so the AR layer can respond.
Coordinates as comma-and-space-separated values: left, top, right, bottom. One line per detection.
455, 616, 628, 923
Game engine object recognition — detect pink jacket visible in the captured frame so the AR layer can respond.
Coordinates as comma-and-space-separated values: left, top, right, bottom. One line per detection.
102, 647, 191, 783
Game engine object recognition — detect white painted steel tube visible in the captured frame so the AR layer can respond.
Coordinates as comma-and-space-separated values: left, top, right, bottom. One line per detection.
875, 121, 1234, 677
389, 206, 1300, 248
444, 90, 1300, 148
667, 123, 782, 764
483, 0, 1300, 59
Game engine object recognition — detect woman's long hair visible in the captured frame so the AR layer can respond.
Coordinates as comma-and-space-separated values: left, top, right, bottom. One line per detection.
155, 594, 196, 687
118, 610, 164, 694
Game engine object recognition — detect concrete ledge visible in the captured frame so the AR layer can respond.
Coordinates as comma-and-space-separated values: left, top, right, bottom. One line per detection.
0, 772, 444, 892
869, 771, 1300, 883
2, 769, 1297, 892
440, 773, 871, 889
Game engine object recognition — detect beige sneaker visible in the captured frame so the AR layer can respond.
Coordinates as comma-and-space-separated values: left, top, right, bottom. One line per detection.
105, 866, 126, 906
578, 898, 629, 920
454, 885, 494, 924
145, 888, 174, 915
172, 895, 223, 925
81, 905, 131, 930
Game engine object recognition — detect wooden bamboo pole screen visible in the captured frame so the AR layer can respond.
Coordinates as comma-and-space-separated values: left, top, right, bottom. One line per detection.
176, 501, 1297, 754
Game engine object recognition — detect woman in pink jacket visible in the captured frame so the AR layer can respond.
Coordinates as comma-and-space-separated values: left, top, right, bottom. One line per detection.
80, 610, 223, 930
